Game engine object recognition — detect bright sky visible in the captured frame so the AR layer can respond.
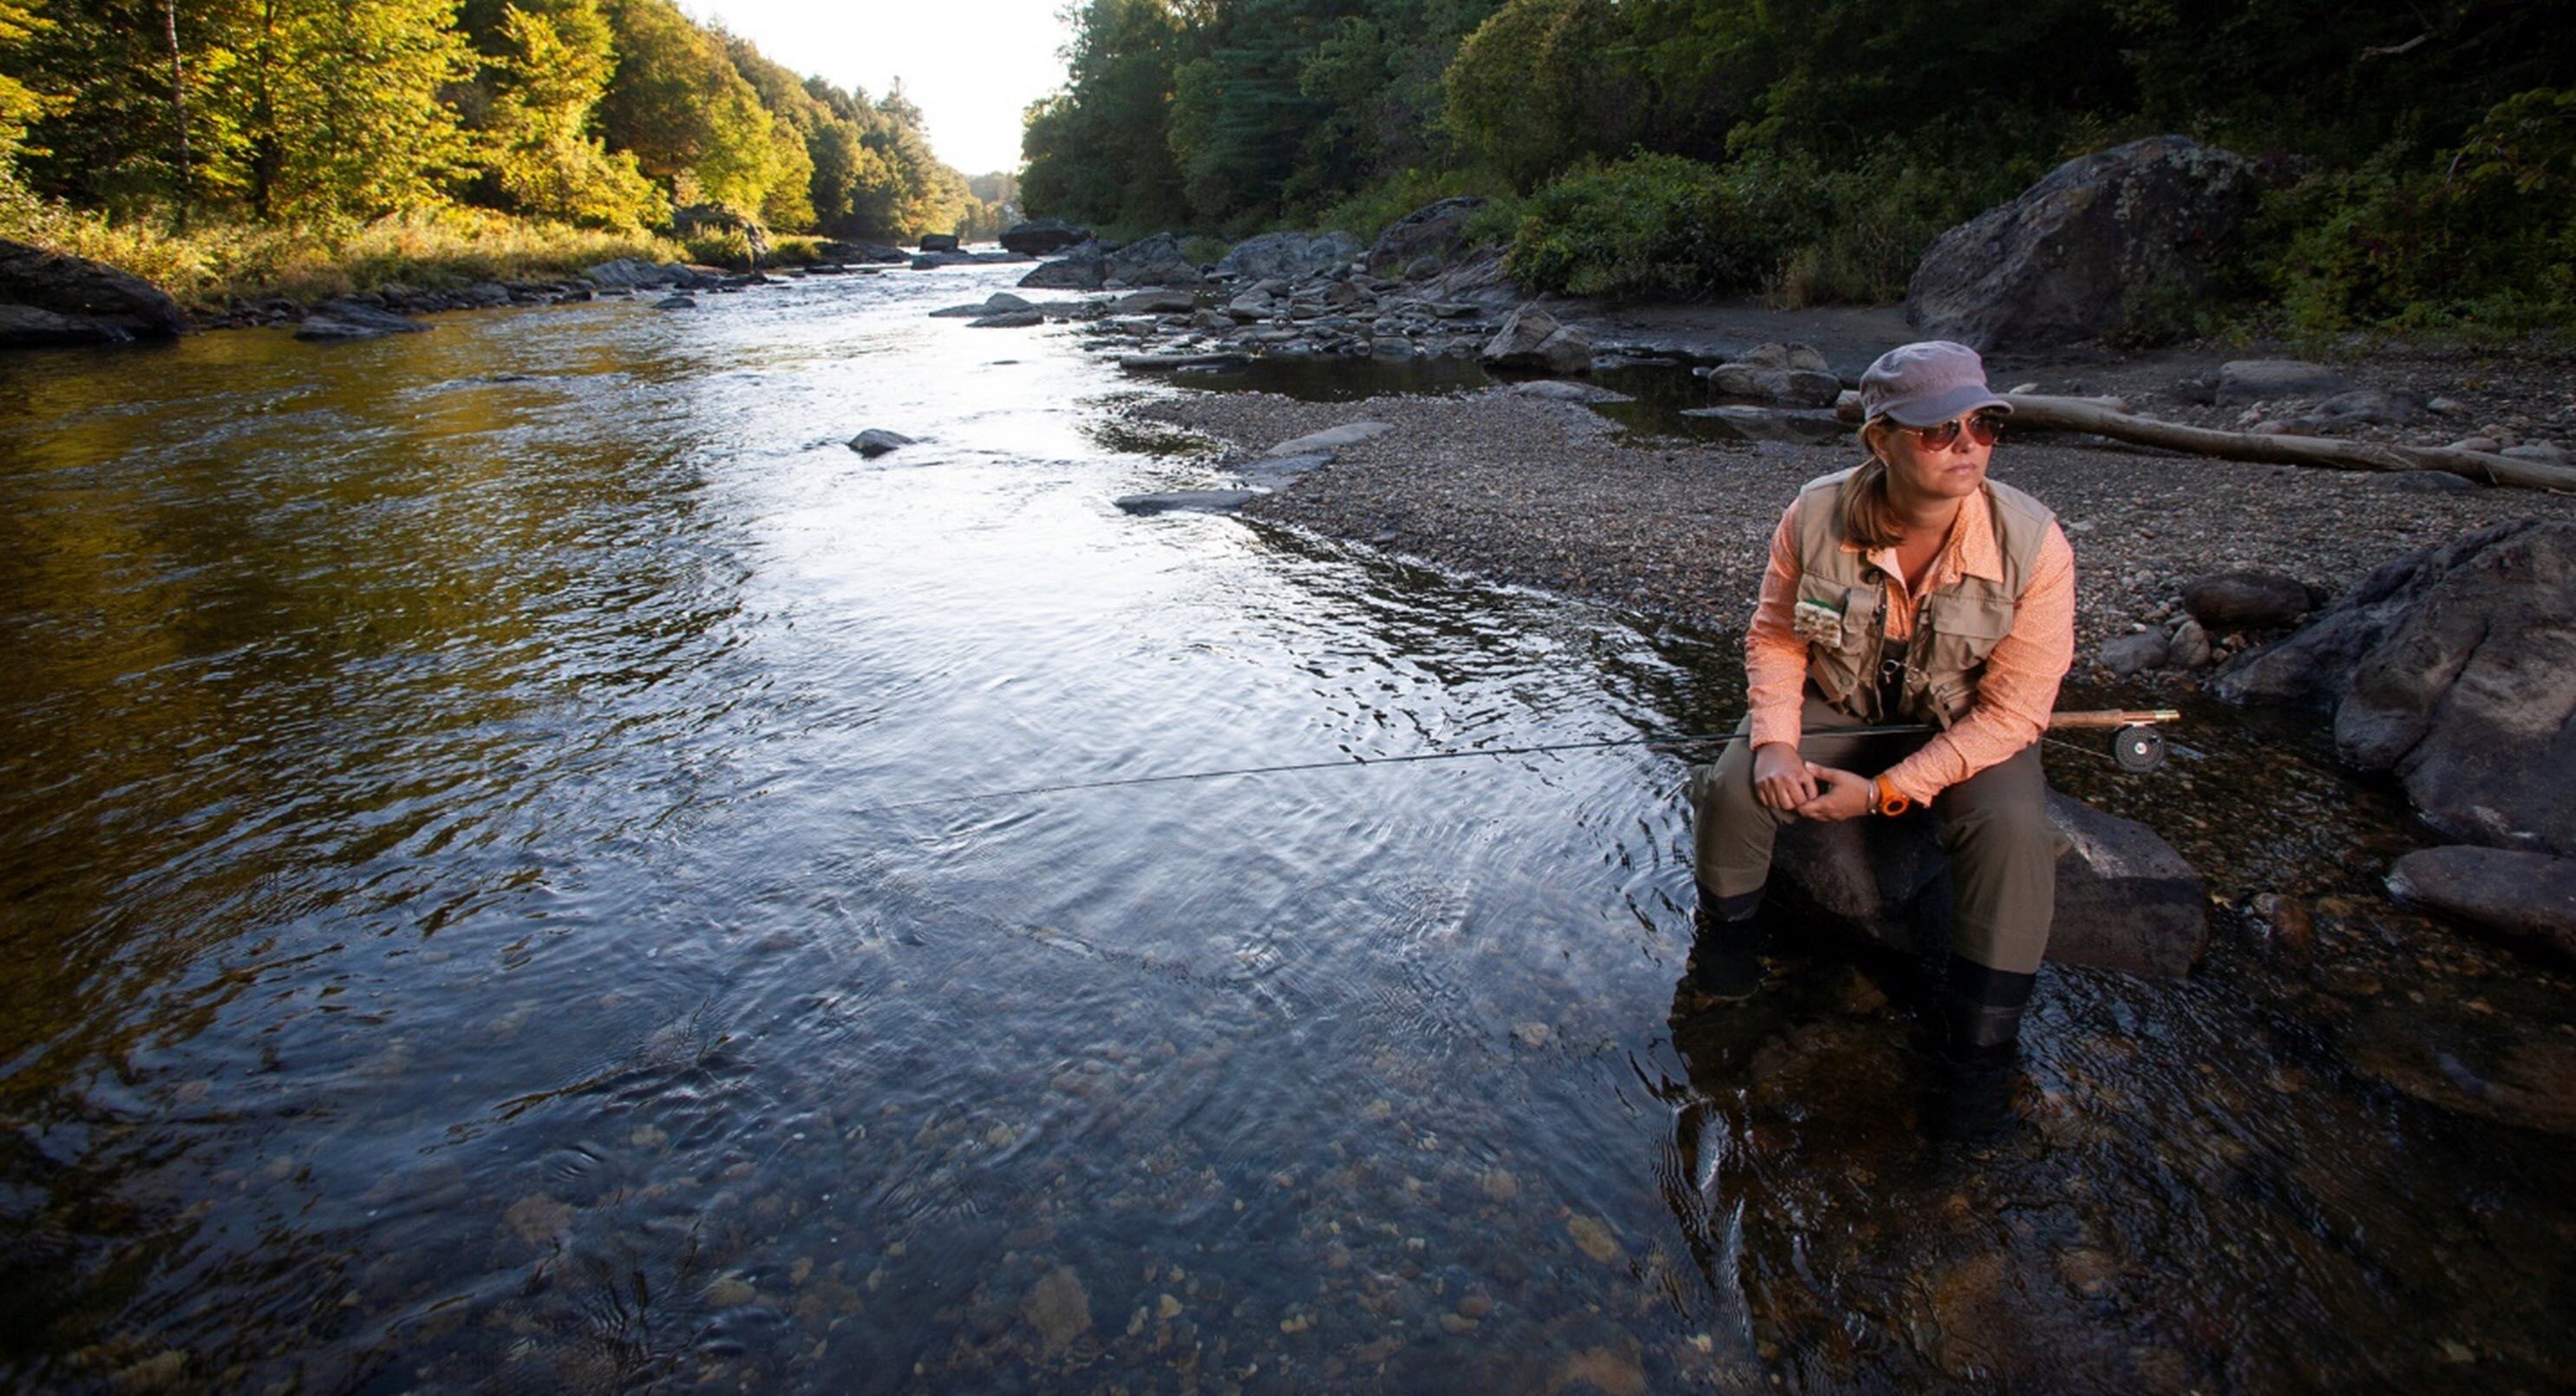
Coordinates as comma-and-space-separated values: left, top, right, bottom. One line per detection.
691, 0, 1077, 176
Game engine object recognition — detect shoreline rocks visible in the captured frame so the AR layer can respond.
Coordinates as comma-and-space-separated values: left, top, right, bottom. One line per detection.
1, 238, 191, 347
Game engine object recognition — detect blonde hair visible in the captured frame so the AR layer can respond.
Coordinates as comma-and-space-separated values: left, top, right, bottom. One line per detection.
1841, 421, 1907, 550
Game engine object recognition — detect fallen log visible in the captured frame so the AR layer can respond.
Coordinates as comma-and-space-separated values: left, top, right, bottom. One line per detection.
1831, 390, 2576, 493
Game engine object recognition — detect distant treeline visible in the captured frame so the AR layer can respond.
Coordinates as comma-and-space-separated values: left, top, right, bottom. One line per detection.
0, 0, 991, 242
1022, 0, 2575, 332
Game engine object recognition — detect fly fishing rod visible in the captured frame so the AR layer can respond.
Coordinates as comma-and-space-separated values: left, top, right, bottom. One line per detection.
852, 708, 2180, 816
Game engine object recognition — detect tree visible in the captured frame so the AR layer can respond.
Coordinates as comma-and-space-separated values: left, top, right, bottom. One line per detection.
598, 0, 783, 213
480, 0, 662, 226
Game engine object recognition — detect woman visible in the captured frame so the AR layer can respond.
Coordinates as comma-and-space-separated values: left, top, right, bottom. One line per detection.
1690, 340, 2076, 1053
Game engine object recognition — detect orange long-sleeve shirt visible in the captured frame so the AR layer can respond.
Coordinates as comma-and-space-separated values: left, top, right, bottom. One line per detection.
1745, 487, 2076, 804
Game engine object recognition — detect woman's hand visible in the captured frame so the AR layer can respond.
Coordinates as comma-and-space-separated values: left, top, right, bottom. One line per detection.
1750, 743, 1816, 810
1794, 764, 1873, 822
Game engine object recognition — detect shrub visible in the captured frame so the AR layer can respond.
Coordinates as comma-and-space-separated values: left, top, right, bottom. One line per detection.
1504, 152, 1814, 300
2252, 88, 2576, 338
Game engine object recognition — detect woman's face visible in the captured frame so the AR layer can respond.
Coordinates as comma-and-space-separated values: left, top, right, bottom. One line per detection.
1873, 413, 1998, 505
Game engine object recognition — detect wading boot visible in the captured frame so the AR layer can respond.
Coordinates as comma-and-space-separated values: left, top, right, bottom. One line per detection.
1940, 954, 2036, 1060
1687, 886, 1768, 1003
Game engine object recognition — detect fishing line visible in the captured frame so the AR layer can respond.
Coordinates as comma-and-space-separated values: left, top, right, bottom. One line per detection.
852, 722, 1976, 817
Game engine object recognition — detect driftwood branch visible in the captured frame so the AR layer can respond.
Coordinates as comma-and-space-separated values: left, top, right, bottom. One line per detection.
1833, 391, 2576, 493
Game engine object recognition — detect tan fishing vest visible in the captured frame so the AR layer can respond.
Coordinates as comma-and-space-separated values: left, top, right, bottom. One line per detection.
1788, 467, 2056, 726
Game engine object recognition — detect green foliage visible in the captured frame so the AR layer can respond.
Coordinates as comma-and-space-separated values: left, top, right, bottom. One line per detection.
1021, 0, 1190, 229
1504, 152, 1783, 299
2259, 88, 2576, 338
1442, 0, 1636, 188
481, 1, 663, 228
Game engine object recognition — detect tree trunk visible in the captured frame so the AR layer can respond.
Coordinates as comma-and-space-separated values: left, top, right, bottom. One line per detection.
165, 0, 190, 226
1834, 391, 2576, 493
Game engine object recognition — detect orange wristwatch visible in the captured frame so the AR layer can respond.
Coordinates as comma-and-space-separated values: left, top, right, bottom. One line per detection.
1871, 777, 1912, 817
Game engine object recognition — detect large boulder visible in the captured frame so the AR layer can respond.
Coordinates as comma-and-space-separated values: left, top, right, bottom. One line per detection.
1001, 219, 1092, 257
1018, 233, 1206, 292
1481, 304, 1592, 374
2213, 520, 2576, 856
0, 239, 189, 348
2180, 570, 2319, 629
1216, 230, 1363, 282
1366, 198, 1487, 280
1765, 791, 2207, 977
2388, 846, 2576, 964
1906, 135, 2262, 351
918, 233, 960, 252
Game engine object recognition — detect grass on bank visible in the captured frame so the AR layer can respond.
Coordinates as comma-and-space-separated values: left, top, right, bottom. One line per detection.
0, 190, 683, 311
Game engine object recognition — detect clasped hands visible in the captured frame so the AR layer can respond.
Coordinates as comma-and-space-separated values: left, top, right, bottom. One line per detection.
1750, 742, 1874, 821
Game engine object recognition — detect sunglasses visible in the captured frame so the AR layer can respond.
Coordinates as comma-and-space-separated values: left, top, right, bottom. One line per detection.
1902, 411, 2005, 449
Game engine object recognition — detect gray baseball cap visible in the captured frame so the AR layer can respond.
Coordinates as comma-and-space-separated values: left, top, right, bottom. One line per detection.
1859, 340, 2012, 427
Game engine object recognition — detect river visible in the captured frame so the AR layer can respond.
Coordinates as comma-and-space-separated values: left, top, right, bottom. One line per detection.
1, 262, 2568, 1391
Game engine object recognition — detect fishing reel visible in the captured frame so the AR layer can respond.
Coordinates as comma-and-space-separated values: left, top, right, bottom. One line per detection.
2110, 723, 2167, 773
2047, 709, 2179, 773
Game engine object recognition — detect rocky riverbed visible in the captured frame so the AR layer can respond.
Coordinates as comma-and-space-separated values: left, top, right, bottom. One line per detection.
1120, 340, 2576, 689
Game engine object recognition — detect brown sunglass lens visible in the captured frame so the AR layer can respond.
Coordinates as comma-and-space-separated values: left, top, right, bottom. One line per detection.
1918, 414, 2004, 448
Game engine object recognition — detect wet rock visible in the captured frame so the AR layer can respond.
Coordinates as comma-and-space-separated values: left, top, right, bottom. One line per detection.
295, 298, 432, 340
932, 292, 1033, 318
1512, 1021, 1551, 1049
1704, 342, 1843, 407
1760, 790, 2207, 976
1024, 1266, 1091, 1355
918, 233, 960, 253
2181, 569, 2318, 628
2097, 628, 2170, 675
1677, 405, 1851, 445
850, 429, 915, 457
2339, 1003, 2576, 1135
1564, 1214, 1623, 1265
1481, 305, 1592, 374
2388, 846, 2576, 963
506, 1193, 573, 1246
1216, 230, 1362, 281
1923, 1253, 2031, 1380
1001, 218, 1091, 257
968, 309, 1044, 328
1268, 422, 1389, 456
584, 257, 704, 289
652, 293, 696, 310
2213, 520, 2576, 856
1113, 488, 1260, 516
1551, 1346, 1647, 1396
1906, 135, 2261, 351
2216, 358, 2346, 403
1366, 198, 1487, 279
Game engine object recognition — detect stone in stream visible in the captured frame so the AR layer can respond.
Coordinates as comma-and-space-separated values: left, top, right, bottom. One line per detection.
967, 309, 1044, 329
1749, 790, 2207, 977
1481, 305, 1592, 375
1677, 405, 1850, 445
849, 429, 915, 457
2213, 519, 2576, 857
1704, 343, 1843, 408
1114, 288, 1196, 314
930, 292, 1032, 318
1000, 218, 1091, 257
296, 298, 432, 339
651, 293, 697, 310
2387, 846, 2576, 964
1023, 1266, 1091, 1356
1113, 488, 1261, 515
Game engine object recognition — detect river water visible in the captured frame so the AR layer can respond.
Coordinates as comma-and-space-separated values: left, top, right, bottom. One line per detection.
2, 264, 2569, 1391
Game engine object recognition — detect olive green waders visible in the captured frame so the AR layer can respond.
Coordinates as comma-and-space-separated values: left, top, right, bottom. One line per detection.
1687, 691, 2056, 1047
